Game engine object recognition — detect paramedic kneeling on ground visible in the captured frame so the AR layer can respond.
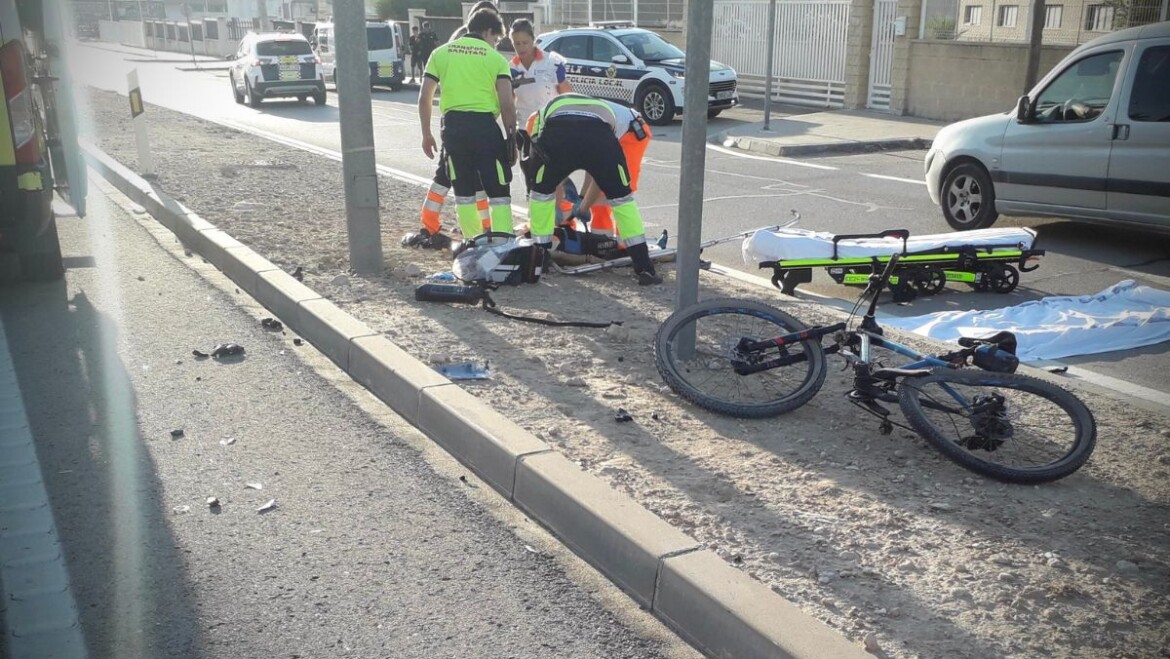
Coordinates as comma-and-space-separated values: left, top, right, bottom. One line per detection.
524, 94, 662, 285
417, 9, 516, 242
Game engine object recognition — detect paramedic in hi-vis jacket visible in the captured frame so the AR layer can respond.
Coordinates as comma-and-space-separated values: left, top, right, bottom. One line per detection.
417, 8, 516, 243
523, 94, 662, 285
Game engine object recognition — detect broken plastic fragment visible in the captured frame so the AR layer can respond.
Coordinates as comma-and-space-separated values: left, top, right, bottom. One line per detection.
170, 429, 185, 438
207, 497, 220, 508
245, 482, 263, 490
220, 436, 236, 446
192, 349, 210, 359
614, 408, 633, 423
261, 318, 283, 331
173, 505, 191, 514
293, 338, 303, 346
257, 499, 277, 513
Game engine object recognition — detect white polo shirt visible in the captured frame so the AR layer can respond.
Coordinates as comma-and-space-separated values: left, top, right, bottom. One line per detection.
511, 48, 568, 128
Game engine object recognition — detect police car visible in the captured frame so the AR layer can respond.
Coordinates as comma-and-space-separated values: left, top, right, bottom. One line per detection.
229, 32, 327, 108
534, 23, 738, 126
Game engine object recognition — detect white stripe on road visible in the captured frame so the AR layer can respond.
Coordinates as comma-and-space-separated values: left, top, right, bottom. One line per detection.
706, 144, 840, 170
862, 173, 927, 185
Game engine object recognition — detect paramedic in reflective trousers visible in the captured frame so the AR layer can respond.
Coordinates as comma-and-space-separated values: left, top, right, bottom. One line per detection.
417, 8, 516, 242
523, 93, 662, 285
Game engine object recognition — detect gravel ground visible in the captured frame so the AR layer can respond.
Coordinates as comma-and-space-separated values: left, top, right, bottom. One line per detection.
82, 88, 1170, 659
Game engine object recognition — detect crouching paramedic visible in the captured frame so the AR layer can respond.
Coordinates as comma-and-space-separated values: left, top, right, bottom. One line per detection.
522, 94, 662, 285
575, 102, 650, 238
417, 8, 516, 243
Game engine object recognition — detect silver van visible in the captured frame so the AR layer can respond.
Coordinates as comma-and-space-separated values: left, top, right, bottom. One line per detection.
311, 20, 405, 90
925, 21, 1170, 231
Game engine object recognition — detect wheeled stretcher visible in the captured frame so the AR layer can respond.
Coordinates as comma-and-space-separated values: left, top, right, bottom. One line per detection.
742, 226, 1044, 300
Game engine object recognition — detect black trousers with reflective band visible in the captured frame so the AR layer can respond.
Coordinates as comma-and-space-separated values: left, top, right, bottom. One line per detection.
528, 118, 631, 200
440, 111, 511, 198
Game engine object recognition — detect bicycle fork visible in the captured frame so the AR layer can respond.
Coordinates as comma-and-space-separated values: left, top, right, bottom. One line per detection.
844, 333, 899, 435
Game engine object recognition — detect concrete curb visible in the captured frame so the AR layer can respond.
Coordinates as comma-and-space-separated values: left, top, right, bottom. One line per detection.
82, 142, 870, 659
711, 130, 931, 158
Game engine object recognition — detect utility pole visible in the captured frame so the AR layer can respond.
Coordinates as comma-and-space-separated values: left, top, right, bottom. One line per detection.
335, 0, 383, 274
763, 0, 777, 131
1024, 0, 1046, 93
257, 0, 270, 31
674, 0, 713, 346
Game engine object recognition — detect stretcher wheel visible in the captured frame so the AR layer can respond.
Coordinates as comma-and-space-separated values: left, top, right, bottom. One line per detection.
913, 268, 946, 295
888, 279, 917, 303
990, 264, 1020, 293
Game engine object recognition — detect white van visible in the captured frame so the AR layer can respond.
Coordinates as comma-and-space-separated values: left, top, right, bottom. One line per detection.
311, 20, 406, 90
925, 21, 1170, 232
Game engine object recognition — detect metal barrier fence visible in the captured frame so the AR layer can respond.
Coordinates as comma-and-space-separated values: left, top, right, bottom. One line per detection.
543, 0, 685, 28
920, 0, 1168, 45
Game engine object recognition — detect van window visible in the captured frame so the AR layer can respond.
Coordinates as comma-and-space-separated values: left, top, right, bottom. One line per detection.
257, 40, 312, 57
1034, 50, 1123, 122
1128, 46, 1170, 122
367, 26, 394, 50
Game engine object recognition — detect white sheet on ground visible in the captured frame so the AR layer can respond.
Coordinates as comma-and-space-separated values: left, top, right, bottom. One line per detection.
742, 226, 1037, 264
884, 280, 1170, 362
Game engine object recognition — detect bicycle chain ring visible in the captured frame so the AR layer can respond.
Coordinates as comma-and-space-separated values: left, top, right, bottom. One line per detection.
962, 393, 1012, 451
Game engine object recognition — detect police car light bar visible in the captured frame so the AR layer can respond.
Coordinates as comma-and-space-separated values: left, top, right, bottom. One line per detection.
590, 21, 634, 29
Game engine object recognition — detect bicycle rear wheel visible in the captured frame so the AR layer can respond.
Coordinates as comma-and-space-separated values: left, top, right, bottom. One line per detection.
898, 369, 1096, 484
654, 298, 827, 418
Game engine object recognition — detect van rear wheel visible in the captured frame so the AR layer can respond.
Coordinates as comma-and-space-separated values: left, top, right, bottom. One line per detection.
941, 162, 998, 230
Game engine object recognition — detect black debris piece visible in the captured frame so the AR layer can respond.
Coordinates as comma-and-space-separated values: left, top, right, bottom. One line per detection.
614, 408, 633, 423
261, 318, 283, 331
170, 429, 185, 438
192, 349, 210, 359
136, 275, 145, 281
211, 343, 246, 358
293, 338, 303, 346
292, 266, 304, 281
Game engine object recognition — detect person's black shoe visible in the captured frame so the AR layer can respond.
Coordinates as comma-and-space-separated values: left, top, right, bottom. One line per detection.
423, 231, 452, 251
636, 271, 663, 286
401, 228, 433, 247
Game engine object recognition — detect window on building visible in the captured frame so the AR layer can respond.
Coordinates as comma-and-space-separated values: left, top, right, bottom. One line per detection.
1128, 46, 1170, 121
964, 5, 983, 25
1085, 4, 1115, 31
998, 5, 1019, 27
1044, 5, 1063, 28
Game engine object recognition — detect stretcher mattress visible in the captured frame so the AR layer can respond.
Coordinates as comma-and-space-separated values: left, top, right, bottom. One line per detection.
742, 227, 1038, 265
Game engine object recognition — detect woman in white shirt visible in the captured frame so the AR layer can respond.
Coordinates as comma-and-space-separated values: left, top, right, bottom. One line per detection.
509, 19, 571, 129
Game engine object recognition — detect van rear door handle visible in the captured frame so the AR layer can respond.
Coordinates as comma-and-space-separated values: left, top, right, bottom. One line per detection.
1112, 123, 1130, 140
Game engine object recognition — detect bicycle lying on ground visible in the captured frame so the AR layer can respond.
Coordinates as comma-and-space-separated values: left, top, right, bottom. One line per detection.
655, 254, 1096, 484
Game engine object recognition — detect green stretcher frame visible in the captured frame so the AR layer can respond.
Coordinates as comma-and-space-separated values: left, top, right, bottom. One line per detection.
758, 228, 1045, 300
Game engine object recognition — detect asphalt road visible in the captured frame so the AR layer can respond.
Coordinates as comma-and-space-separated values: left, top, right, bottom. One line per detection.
0, 182, 699, 658
68, 43, 1170, 406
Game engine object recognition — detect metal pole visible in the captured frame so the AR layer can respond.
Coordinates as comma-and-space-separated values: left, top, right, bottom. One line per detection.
1161, 0, 1168, 22
763, 0, 777, 131
184, 3, 197, 66
674, 0, 714, 351
335, 0, 383, 273
1024, 0, 1045, 92
587, 0, 593, 25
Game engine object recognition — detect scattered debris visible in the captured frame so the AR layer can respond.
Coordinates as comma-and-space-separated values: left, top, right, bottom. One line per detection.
211, 343, 246, 359
174, 359, 182, 365
192, 349, 210, 359
293, 338, 303, 346
173, 505, 191, 514
257, 499, 277, 513
261, 317, 283, 331
207, 497, 220, 508
1047, 365, 1069, 374
434, 361, 491, 380
170, 429, 185, 439
614, 408, 633, 423
136, 275, 145, 282
220, 437, 236, 446
292, 266, 304, 281
523, 545, 538, 554
245, 482, 263, 490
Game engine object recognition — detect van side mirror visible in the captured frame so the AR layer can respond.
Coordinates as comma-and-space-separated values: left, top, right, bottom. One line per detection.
1016, 95, 1034, 124
612, 54, 629, 64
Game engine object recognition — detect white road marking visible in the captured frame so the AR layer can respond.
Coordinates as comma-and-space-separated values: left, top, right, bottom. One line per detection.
862, 173, 927, 185
706, 144, 839, 170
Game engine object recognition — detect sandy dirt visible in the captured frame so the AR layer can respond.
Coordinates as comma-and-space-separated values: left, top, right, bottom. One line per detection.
82, 88, 1170, 659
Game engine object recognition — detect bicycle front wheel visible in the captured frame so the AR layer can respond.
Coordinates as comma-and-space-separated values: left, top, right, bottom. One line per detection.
898, 369, 1096, 484
654, 298, 827, 418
